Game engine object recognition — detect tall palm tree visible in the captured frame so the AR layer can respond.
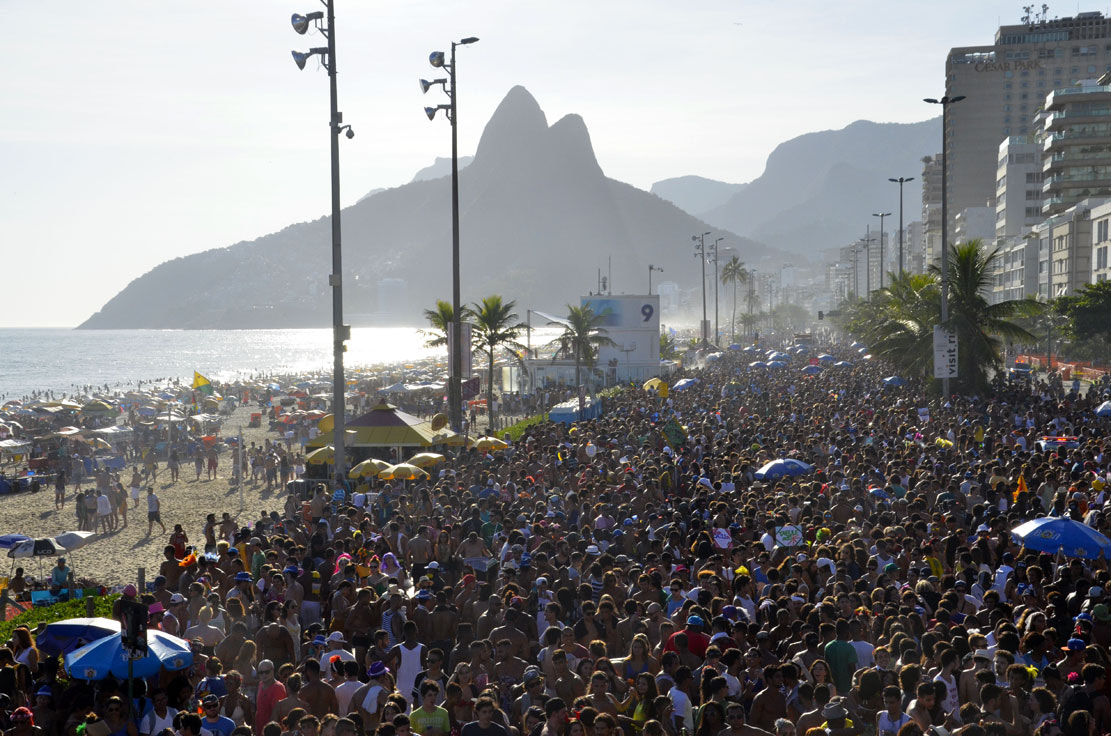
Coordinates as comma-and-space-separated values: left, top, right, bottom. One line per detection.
420, 299, 471, 348
929, 240, 1040, 390
470, 295, 527, 430
720, 256, 747, 344
548, 305, 618, 391
848, 270, 939, 380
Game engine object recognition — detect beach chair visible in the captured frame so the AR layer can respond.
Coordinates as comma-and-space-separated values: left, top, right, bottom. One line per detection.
30, 591, 56, 607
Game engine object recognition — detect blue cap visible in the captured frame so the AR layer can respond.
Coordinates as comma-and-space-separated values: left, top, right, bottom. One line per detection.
416, 589, 432, 600
1067, 638, 1087, 651
313, 634, 327, 645
234, 572, 252, 582
1076, 612, 1094, 623
686, 615, 704, 628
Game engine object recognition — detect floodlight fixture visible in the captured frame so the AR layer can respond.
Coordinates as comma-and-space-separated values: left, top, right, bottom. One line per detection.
429, 51, 446, 68
291, 12, 323, 34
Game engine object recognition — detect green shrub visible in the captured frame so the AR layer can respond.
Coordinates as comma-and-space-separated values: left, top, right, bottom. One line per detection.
501, 413, 548, 442
0, 594, 119, 645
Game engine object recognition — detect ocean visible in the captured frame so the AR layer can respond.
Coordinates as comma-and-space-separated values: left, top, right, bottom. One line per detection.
0, 327, 564, 399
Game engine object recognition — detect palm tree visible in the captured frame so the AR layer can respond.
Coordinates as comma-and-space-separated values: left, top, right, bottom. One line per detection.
549, 305, 618, 391
848, 270, 939, 380
420, 299, 470, 348
929, 240, 1040, 391
660, 333, 681, 360
720, 256, 747, 344
470, 295, 527, 430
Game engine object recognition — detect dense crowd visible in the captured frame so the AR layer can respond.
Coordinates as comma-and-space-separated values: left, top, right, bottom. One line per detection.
4, 346, 1111, 736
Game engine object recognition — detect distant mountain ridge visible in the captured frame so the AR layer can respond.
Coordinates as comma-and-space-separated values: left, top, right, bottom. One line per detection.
650, 176, 747, 217
79, 86, 773, 330
700, 118, 941, 253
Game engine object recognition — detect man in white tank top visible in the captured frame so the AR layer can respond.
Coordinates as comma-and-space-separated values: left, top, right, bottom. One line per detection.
387, 620, 426, 708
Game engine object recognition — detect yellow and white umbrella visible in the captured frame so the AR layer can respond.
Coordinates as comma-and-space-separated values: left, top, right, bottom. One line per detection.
475, 436, 508, 452
378, 463, 429, 481
407, 452, 446, 468
350, 458, 391, 478
305, 445, 335, 464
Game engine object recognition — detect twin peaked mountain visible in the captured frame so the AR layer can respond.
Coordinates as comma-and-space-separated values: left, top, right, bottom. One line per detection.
79, 86, 762, 329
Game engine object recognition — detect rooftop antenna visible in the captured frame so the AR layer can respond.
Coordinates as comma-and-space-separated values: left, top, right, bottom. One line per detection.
1023, 5, 1033, 25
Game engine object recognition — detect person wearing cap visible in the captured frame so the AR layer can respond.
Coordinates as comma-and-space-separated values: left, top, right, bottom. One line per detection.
358, 661, 393, 732
323, 630, 355, 663
665, 615, 710, 659
200, 694, 235, 736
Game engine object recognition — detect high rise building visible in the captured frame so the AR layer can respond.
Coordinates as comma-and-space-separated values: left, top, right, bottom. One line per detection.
921, 153, 943, 270
1042, 77, 1111, 215
946, 11, 1111, 230
994, 135, 1043, 240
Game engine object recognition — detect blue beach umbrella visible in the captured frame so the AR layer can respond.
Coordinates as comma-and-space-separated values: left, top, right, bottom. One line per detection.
1011, 517, 1111, 559
37, 618, 121, 657
869, 487, 891, 500
834, 360, 852, 367
754, 458, 813, 480
742, 346, 758, 353
802, 365, 822, 375
767, 361, 788, 369
728, 344, 742, 351
748, 361, 767, 369
883, 376, 907, 388
65, 630, 192, 680
0, 534, 30, 550
1096, 401, 1111, 418
817, 354, 835, 363
672, 378, 699, 391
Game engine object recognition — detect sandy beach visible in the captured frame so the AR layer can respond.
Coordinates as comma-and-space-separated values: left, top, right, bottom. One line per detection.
2, 403, 281, 589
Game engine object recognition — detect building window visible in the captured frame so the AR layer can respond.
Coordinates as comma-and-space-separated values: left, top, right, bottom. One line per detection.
1090, 65, 1098, 73
1100, 220, 1110, 243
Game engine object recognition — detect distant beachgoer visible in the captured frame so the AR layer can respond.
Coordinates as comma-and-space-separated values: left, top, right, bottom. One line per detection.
131, 467, 143, 508
96, 489, 112, 534
207, 447, 219, 481
54, 471, 65, 510
194, 448, 204, 481
147, 487, 166, 536
168, 450, 180, 483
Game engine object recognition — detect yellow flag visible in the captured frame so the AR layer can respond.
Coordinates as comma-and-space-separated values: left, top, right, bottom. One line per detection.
1015, 474, 1028, 502
192, 371, 214, 395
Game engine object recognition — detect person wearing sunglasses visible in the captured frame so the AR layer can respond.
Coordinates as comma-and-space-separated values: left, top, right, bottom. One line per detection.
254, 659, 286, 735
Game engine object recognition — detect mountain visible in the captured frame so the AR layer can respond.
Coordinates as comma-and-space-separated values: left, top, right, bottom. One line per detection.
410, 156, 473, 183
79, 87, 773, 329
701, 118, 941, 253
650, 175, 746, 217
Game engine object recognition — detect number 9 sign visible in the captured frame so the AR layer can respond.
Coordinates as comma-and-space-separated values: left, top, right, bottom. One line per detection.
641, 304, 654, 322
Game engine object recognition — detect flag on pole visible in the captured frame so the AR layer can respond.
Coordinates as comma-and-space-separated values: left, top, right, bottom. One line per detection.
1014, 474, 1028, 502
192, 372, 214, 395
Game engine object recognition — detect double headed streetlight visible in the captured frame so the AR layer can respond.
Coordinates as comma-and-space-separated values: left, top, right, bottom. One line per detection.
648, 264, 663, 294
711, 237, 722, 346
692, 232, 711, 344
888, 177, 914, 275
422, 37, 479, 434
925, 94, 965, 398
291, 2, 354, 487
871, 212, 891, 290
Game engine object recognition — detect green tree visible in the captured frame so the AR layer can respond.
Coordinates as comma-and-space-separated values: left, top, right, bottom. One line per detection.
660, 333, 681, 360
845, 271, 938, 380
929, 240, 1040, 391
1055, 281, 1111, 359
549, 305, 618, 389
720, 256, 748, 344
420, 299, 471, 348
470, 295, 527, 430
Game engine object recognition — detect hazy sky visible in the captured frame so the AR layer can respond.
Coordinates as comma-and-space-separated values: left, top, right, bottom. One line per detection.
2, 0, 1030, 327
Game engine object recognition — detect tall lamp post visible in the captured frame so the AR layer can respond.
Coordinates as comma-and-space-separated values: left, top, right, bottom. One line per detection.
422, 36, 479, 433
925, 94, 965, 399
291, 3, 354, 485
711, 237, 722, 345
872, 212, 891, 290
888, 176, 914, 275
858, 235, 875, 298
648, 264, 663, 294
692, 231, 711, 343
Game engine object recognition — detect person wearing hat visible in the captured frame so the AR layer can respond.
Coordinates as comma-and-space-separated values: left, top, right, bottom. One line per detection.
200, 694, 235, 736
323, 630, 356, 663
357, 661, 392, 733
665, 615, 710, 659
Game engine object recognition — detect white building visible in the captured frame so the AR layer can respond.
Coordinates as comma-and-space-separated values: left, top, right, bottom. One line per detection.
995, 136, 1043, 240
955, 206, 997, 243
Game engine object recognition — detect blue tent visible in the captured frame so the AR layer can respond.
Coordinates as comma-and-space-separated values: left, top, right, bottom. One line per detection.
1012, 517, 1111, 559
754, 458, 813, 480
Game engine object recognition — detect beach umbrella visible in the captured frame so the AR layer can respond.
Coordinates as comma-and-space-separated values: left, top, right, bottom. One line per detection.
65, 630, 192, 680
728, 344, 742, 351
88, 438, 112, 450
7, 538, 65, 559
407, 452, 446, 468
754, 458, 813, 480
305, 446, 334, 465
802, 365, 822, 375
766, 361, 788, 369
349, 458, 391, 478
474, 436, 509, 452
834, 360, 852, 367
883, 376, 907, 388
672, 378, 699, 391
817, 354, 835, 362
379, 463, 429, 481
53, 531, 95, 551
1096, 401, 1111, 418
869, 487, 891, 500
0, 535, 30, 550
1012, 517, 1111, 559
37, 618, 121, 657
742, 346, 757, 353
748, 361, 767, 369
643, 378, 666, 392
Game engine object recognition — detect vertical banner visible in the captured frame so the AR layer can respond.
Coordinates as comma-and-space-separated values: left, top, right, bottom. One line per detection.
447, 322, 474, 379
933, 326, 958, 379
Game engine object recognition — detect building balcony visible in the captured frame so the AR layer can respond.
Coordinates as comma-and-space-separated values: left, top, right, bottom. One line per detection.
1046, 86, 1111, 110
1045, 149, 1111, 171
1044, 130, 1111, 151
1044, 107, 1111, 131
1043, 172, 1111, 191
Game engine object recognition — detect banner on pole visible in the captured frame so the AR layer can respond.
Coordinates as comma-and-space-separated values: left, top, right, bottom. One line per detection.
933, 326, 958, 379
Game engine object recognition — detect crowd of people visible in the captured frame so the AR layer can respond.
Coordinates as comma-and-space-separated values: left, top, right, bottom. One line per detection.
3, 345, 1111, 736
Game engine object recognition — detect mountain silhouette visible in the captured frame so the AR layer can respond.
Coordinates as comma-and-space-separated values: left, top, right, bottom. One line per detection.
701, 118, 941, 253
650, 176, 747, 217
79, 86, 772, 329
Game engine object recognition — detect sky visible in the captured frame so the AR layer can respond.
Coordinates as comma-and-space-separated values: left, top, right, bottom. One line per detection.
1, 0, 1037, 327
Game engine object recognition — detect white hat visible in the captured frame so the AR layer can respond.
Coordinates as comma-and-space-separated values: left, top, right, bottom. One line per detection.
427, 561, 439, 570
326, 631, 346, 643
586, 545, 601, 556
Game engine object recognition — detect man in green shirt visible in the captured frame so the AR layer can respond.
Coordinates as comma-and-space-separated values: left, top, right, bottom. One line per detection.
409, 681, 451, 736
823, 620, 858, 694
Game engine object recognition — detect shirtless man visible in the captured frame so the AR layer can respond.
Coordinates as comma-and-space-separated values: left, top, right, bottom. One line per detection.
493, 639, 529, 708
549, 650, 585, 704
272, 673, 305, 726
408, 526, 433, 580
489, 608, 531, 661
345, 588, 376, 665
298, 658, 338, 718
907, 682, 940, 731
429, 591, 458, 656
750, 665, 788, 732
723, 700, 774, 736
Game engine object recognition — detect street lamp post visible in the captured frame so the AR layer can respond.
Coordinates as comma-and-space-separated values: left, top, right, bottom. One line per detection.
291, 3, 353, 487
692, 231, 711, 343
872, 212, 891, 290
888, 177, 914, 275
711, 237, 722, 346
925, 94, 965, 399
423, 36, 479, 433
648, 264, 663, 294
